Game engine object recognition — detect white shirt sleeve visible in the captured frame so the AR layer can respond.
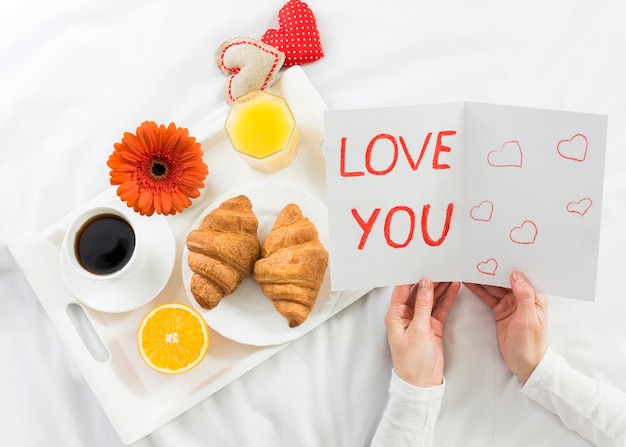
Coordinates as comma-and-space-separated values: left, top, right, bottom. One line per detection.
521, 347, 626, 447
371, 370, 444, 447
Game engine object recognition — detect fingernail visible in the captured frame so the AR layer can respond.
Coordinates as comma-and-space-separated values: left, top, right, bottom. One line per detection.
511, 271, 525, 283
419, 278, 432, 289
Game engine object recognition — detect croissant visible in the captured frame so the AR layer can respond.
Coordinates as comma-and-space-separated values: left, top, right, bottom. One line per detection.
186, 195, 261, 309
253, 203, 328, 327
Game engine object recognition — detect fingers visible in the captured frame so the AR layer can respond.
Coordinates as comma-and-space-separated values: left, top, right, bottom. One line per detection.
389, 272, 542, 330
464, 282, 502, 308
389, 284, 414, 308
385, 284, 417, 334
387, 280, 459, 332
433, 281, 452, 298
431, 282, 460, 324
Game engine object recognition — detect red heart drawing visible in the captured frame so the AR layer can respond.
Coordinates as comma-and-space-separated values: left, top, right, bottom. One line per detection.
510, 220, 538, 245
216, 37, 285, 104
557, 134, 588, 162
487, 140, 523, 167
477, 258, 498, 276
261, 0, 324, 67
566, 198, 593, 216
470, 200, 494, 222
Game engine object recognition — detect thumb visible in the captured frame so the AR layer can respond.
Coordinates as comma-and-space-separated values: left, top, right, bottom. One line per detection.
510, 271, 537, 316
412, 278, 434, 328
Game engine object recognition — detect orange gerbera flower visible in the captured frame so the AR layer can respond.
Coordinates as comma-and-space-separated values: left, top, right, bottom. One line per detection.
107, 121, 208, 216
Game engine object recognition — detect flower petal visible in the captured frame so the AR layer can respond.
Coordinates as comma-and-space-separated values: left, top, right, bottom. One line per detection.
160, 190, 172, 214
152, 191, 163, 215
110, 171, 133, 185
137, 189, 154, 215
169, 191, 186, 212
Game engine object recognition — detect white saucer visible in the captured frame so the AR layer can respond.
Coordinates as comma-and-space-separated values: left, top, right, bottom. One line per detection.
182, 182, 337, 346
60, 198, 176, 313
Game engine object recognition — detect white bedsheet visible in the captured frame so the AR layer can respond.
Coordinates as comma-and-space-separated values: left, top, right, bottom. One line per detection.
1, 1, 625, 446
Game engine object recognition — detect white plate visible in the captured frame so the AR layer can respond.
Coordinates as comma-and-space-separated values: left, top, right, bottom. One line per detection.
60, 198, 176, 313
182, 182, 335, 346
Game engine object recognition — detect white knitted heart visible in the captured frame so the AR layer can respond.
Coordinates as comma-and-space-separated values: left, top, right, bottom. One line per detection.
216, 37, 285, 104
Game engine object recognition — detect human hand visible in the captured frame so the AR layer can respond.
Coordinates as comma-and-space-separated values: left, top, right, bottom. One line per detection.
384, 279, 460, 388
464, 271, 548, 383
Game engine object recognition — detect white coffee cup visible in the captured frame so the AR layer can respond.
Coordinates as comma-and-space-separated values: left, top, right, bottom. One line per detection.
61, 203, 140, 281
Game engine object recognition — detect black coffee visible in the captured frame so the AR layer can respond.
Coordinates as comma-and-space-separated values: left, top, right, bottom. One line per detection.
75, 214, 135, 275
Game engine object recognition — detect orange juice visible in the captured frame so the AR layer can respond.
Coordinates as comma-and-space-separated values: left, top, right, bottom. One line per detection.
225, 90, 300, 173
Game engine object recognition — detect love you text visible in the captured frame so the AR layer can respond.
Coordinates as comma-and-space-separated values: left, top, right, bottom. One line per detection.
339, 130, 457, 250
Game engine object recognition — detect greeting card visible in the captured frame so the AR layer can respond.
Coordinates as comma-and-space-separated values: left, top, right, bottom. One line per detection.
324, 102, 607, 300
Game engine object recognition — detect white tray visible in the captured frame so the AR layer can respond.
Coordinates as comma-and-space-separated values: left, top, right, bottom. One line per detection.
9, 66, 370, 445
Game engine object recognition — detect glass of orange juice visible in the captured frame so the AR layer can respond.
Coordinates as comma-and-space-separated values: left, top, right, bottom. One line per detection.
225, 90, 300, 174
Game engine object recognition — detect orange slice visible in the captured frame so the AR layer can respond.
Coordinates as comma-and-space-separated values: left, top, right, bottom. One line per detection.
137, 302, 209, 374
